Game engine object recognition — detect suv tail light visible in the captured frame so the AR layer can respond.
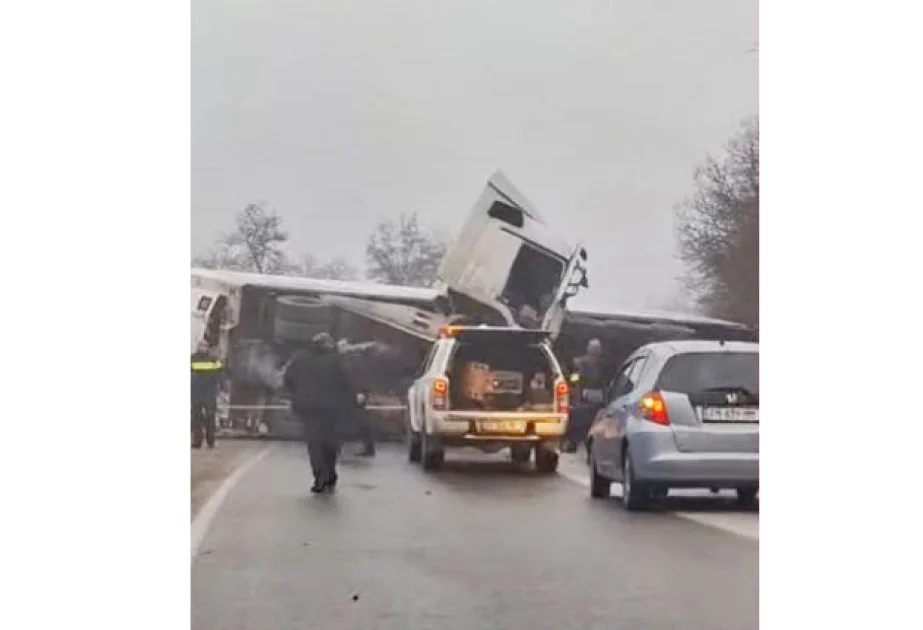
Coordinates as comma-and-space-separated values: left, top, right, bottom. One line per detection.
639, 391, 669, 425
431, 377, 449, 411
555, 380, 569, 414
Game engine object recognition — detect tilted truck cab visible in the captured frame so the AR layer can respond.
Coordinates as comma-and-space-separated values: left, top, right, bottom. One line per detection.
437, 170, 588, 336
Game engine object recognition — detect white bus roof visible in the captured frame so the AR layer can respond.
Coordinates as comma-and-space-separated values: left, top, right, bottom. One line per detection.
191, 268, 441, 302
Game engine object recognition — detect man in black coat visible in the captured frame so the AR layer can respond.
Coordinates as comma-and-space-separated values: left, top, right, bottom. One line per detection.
283, 332, 356, 493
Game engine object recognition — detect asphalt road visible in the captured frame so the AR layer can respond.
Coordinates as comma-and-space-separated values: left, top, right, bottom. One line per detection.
192, 443, 758, 630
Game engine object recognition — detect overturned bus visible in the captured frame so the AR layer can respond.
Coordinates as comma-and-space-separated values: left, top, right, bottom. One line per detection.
191, 171, 590, 436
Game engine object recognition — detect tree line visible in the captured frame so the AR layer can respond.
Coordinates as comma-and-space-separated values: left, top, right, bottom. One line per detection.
193, 118, 758, 324
193, 205, 447, 288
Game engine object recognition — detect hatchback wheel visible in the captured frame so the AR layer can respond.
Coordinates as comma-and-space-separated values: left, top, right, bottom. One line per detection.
649, 486, 668, 501
621, 449, 648, 511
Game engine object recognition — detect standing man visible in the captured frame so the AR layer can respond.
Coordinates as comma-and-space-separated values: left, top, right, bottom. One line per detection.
562, 338, 606, 453
191, 341, 223, 449
284, 332, 356, 493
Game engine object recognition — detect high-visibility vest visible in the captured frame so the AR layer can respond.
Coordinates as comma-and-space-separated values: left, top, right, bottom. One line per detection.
191, 360, 222, 372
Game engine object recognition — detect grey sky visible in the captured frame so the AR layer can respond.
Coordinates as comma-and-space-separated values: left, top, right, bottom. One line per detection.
192, 0, 757, 312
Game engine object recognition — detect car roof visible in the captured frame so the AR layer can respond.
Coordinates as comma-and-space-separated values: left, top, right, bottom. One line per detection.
640, 339, 759, 356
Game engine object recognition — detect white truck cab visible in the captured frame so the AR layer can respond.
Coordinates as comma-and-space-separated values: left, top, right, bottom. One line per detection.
437, 170, 588, 336
406, 325, 571, 473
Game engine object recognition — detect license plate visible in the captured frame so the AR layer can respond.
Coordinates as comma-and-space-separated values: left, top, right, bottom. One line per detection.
477, 420, 526, 434
702, 407, 759, 423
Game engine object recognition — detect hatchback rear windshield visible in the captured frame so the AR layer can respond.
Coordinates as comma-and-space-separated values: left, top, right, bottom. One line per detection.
655, 352, 759, 395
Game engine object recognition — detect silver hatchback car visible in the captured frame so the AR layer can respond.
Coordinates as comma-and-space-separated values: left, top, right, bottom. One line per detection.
587, 340, 758, 510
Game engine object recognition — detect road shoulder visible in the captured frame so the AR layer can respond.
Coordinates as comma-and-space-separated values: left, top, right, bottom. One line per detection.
191, 439, 266, 521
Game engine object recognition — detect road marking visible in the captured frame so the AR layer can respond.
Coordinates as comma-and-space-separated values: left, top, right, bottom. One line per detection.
192, 445, 272, 559
556, 456, 759, 542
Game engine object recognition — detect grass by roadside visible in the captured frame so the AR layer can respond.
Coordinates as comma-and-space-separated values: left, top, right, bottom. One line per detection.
191, 439, 264, 521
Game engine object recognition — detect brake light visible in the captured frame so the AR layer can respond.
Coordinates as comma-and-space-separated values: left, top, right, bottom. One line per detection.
431, 378, 449, 411
555, 380, 569, 414
639, 391, 669, 425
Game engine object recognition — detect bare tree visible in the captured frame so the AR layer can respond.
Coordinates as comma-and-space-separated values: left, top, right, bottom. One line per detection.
676, 118, 759, 325
193, 243, 245, 270
193, 203, 291, 273
292, 253, 360, 281
365, 212, 447, 287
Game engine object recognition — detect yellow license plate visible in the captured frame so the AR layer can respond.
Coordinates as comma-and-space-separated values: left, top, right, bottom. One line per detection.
477, 420, 526, 434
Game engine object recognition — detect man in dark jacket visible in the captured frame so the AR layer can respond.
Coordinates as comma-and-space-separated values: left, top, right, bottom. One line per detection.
284, 332, 356, 493
191, 342, 223, 449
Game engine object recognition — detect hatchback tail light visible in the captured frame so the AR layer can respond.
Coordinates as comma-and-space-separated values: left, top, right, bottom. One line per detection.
639, 391, 669, 425
431, 377, 449, 411
555, 380, 570, 414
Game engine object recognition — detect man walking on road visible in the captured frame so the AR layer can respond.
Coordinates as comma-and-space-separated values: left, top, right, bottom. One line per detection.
284, 332, 357, 493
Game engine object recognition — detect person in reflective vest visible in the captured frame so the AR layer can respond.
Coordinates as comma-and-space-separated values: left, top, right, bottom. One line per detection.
563, 338, 605, 453
191, 342, 223, 449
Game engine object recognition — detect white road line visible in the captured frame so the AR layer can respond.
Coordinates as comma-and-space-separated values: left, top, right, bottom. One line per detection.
192, 445, 272, 559
556, 457, 759, 542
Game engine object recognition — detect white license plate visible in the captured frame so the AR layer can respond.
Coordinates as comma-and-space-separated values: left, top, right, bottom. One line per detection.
702, 407, 759, 423
477, 420, 526, 434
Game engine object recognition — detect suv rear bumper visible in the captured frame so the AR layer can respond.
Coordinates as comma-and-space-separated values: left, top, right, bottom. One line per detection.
428, 412, 567, 440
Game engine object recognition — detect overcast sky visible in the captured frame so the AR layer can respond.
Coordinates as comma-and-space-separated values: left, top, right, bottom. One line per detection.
192, 0, 757, 312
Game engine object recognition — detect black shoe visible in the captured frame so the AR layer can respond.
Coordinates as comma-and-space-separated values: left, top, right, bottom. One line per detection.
326, 475, 338, 491
311, 481, 326, 493
358, 447, 375, 457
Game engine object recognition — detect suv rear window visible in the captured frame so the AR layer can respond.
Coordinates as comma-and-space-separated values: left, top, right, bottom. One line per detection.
655, 352, 759, 396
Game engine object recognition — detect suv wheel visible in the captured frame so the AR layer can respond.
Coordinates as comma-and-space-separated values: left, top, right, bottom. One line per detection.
420, 430, 444, 471
407, 431, 422, 463
621, 448, 648, 511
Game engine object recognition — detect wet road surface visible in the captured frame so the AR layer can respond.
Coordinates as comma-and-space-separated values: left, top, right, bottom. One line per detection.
192, 443, 758, 630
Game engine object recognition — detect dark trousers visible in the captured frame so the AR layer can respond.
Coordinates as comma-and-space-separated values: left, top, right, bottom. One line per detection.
307, 440, 339, 485
191, 403, 216, 448
566, 403, 600, 445
298, 407, 341, 485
